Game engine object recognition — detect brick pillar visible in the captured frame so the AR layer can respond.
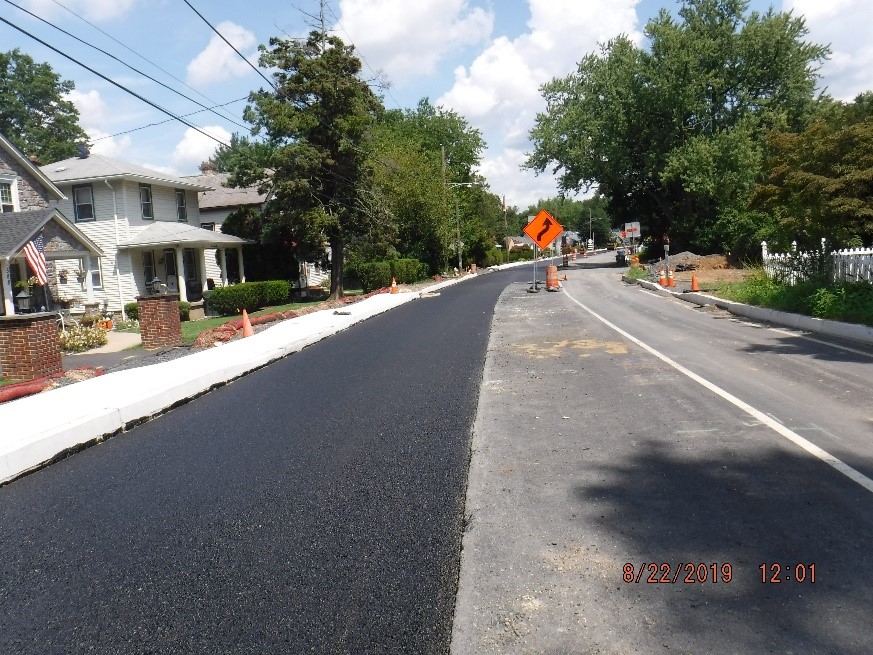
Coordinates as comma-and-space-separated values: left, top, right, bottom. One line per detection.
0, 313, 62, 382
137, 294, 182, 350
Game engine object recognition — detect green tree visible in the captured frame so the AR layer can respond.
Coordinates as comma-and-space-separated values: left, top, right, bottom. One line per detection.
0, 49, 89, 162
233, 32, 383, 298
754, 93, 873, 248
526, 0, 828, 253
210, 133, 275, 174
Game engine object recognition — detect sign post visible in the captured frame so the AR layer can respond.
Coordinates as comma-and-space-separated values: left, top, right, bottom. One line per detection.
523, 209, 564, 293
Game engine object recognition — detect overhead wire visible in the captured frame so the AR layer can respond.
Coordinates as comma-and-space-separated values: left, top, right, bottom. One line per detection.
91, 97, 249, 142
181, 0, 277, 91
46, 0, 247, 125
0, 16, 231, 149
3, 0, 250, 132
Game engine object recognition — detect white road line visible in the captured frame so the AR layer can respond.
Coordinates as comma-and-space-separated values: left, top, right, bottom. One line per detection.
564, 291, 873, 495
768, 327, 873, 358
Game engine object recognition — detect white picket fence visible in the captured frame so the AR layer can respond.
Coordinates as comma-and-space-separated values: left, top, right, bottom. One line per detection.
762, 240, 873, 284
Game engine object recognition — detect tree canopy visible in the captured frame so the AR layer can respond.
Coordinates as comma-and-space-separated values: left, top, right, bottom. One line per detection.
229, 31, 383, 298
526, 0, 829, 254
0, 49, 89, 163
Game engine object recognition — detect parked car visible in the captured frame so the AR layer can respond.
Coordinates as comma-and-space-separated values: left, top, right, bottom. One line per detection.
615, 248, 627, 265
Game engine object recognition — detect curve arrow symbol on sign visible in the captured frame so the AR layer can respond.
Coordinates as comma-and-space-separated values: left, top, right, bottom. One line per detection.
536, 219, 552, 242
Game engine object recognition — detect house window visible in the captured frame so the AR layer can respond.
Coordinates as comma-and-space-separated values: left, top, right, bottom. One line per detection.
176, 189, 188, 222
0, 181, 16, 213
200, 222, 215, 231
143, 251, 155, 286
139, 184, 154, 219
73, 185, 94, 222
91, 258, 103, 289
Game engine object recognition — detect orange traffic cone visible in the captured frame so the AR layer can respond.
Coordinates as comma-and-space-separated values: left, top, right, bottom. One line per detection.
667, 270, 675, 287
241, 309, 254, 337
659, 269, 667, 286
390, 277, 398, 294
690, 273, 700, 292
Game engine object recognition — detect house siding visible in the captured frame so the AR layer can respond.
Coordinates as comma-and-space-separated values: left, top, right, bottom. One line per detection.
46, 174, 210, 313
0, 149, 54, 211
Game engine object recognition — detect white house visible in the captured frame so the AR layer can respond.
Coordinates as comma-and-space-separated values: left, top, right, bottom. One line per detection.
41, 152, 249, 317
1, 133, 103, 316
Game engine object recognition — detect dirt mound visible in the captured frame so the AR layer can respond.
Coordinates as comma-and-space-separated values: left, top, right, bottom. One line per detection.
647, 252, 730, 273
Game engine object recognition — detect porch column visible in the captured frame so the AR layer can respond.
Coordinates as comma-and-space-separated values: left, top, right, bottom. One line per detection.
237, 249, 246, 283
198, 248, 208, 295
175, 247, 188, 302
83, 254, 95, 303
218, 249, 228, 286
1, 259, 15, 316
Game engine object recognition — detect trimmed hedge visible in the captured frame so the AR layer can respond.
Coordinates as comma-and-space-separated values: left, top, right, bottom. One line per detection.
205, 280, 291, 316
354, 258, 428, 292
356, 261, 392, 293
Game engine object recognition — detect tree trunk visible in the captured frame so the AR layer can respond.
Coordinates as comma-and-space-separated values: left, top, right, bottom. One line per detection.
328, 235, 344, 299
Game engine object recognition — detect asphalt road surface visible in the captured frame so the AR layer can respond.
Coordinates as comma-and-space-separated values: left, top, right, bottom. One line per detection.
453, 253, 873, 654
0, 266, 530, 655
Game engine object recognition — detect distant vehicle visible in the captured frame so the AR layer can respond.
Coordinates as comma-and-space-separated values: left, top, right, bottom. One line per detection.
615, 248, 627, 265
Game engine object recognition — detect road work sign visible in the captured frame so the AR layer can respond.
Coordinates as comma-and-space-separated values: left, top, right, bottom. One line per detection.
524, 210, 564, 250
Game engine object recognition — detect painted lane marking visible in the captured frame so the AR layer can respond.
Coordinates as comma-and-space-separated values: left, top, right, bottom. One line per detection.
767, 327, 873, 358
563, 291, 873, 495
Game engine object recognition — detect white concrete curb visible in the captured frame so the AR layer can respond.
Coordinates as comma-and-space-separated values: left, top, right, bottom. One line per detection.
0, 290, 423, 484
627, 276, 873, 345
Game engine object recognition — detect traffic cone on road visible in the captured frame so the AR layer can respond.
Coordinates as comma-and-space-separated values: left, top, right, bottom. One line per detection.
667, 270, 675, 287
691, 273, 700, 292
659, 269, 667, 286
390, 277, 398, 294
241, 309, 254, 338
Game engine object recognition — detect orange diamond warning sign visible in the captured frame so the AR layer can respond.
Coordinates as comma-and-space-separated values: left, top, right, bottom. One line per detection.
524, 209, 564, 250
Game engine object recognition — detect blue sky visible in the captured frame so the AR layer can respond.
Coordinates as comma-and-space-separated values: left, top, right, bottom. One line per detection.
2, 0, 870, 208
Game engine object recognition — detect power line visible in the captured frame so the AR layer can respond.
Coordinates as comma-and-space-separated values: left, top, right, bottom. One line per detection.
182, 0, 277, 91
0, 16, 231, 149
91, 97, 248, 142
3, 0, 250, 131
46, 0, 246, 125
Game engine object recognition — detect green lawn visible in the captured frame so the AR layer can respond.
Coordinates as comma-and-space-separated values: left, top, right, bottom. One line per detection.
709, 270, 873, 327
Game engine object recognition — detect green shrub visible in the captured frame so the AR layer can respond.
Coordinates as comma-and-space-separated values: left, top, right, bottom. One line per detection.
262, 280, 291, 305
124, 302, 139, 320
206, 280, 291, 316
357, 261, 392, 292
508, 248, 534, 262
391, 258, 426, 284
484, 247, 504, 267
179, 301, 191, 321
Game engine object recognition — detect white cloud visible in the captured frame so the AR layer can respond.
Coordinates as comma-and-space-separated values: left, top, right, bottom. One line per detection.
171, 125, 231, 173
65, 89, 107, 127
24, 0, 136, 21
87, 130, 132, 159
335, 0, 494, 83
784, 0, 873, 100
186, 21, 259, 87
437, 0, 641, 208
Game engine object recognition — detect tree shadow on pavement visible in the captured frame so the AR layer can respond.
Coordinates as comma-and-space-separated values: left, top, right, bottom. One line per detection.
739, 336, 873, 364
573, 439, 873, 654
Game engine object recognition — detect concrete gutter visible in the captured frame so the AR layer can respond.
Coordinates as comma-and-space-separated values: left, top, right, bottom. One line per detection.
625, 276, 873, 345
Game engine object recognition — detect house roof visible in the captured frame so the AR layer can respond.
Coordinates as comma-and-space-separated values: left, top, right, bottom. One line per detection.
118, 222, 250, 249
41, 154, 212, 191
0, 207, 103, 259
0, 133, 66, 200
183, 171, 268, 210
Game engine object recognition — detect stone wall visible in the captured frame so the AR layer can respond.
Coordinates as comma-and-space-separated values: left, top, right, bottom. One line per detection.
0, 148, 53, 211
0, 313, 62, 382
137, 294, 182, 350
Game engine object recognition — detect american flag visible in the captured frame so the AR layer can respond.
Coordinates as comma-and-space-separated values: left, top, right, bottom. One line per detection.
23, 233, 47, 286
